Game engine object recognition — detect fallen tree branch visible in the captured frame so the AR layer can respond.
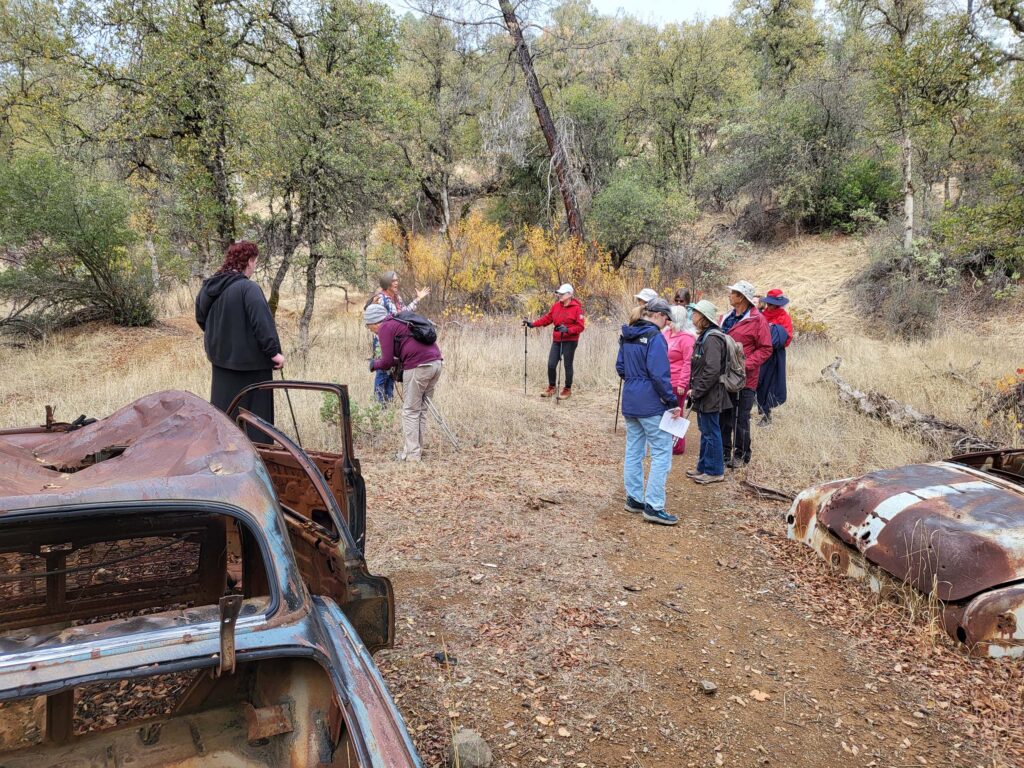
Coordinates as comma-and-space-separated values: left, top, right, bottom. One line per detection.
821, 357, 998, 452
741, 480, 796, 503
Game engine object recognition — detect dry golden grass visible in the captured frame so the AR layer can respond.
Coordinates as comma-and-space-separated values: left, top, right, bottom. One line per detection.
0, 287, 623, 458
707, 235, 1023, 492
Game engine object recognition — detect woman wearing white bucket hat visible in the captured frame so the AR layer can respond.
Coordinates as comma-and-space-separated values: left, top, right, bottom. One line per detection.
720, 280, 773, 468
686, 300, 731, 483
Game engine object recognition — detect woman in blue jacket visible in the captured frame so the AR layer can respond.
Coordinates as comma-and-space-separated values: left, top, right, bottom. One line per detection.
616, 298, 682, 526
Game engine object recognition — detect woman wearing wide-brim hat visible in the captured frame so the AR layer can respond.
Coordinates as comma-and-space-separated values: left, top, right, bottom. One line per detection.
685, 300, 731, 483
756, 289, 793, 425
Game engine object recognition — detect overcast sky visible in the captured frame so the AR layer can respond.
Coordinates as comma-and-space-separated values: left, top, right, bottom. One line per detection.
384, 0, 736, 25
589, 0, 734, 23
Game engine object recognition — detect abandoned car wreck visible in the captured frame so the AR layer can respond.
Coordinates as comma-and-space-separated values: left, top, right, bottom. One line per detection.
788, 449, 1024, 659
0, 388, 421, 767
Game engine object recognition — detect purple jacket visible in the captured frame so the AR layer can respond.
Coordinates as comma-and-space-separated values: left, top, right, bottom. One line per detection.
371, 317, 442, 372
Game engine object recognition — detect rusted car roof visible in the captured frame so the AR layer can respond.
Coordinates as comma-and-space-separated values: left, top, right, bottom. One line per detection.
800, 462, 1024, 602
0, 391, 276, 515
789, 455, 1024, 657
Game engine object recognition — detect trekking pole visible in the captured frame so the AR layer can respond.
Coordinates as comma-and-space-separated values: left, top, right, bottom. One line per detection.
554, 338, 563, 406
523, 325, 528, 395
278, 368, 302, 448
425, 396, 460, 450
614, 378, 622, 433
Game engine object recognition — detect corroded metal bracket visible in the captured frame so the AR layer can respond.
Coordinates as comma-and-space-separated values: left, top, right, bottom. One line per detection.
215, 594, 244, 677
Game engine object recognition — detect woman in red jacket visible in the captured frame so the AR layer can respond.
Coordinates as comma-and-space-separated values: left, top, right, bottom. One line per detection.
523, 283, 586, 400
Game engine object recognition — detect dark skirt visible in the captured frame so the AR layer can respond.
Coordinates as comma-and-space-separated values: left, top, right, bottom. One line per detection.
211, 365, 274, 443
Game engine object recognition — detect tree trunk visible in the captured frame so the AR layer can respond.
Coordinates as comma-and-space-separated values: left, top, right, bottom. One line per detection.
146, 237, 159, 288
298, 248, 322, 361
268, 198, 299, 318
440, 171, 451, 235
901, 128, 914, 253
498, 0, 584, 240
268, 248, 294, 318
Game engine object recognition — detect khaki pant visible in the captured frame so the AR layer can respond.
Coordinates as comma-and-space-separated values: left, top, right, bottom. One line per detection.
400, 360, 443, 461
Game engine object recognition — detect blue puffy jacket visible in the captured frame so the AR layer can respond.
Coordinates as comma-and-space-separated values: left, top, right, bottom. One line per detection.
616, 321, 679, 418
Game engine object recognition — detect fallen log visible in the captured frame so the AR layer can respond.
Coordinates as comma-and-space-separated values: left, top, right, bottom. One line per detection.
741, 479, 796, 503
821, 357, 997, 452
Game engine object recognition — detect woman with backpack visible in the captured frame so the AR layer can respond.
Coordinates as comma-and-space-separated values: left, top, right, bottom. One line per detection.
616, 298, 681, 526
368, 270, 430, 403
365, 303, 443, 462
686, 300, 732, 485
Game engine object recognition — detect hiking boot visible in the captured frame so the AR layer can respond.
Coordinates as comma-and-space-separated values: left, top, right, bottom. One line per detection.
695, 473, 725, 485
540, 386, 556, 397
557, 387, 572, 400
624, 496, 644, 514
642, 505, 679, 526
685, 468, 702, 478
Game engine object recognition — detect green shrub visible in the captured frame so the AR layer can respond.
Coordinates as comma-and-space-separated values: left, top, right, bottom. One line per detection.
812, 157, 900, 234
320, 392, 395, 437
934, 175, 1024, 284
590, 167, 696, 267
0, 153, 156, 336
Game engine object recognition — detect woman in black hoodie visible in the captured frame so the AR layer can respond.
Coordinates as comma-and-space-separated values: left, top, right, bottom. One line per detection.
195, 241, 284, 432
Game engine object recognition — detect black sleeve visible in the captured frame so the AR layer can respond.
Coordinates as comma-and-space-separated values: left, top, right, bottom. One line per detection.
242, 282, 282, 359
195, 290, 208, 331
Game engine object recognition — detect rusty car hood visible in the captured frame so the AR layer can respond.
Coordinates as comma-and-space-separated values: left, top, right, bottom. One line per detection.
807, 461, 1024, 601
0, 391, 277, 516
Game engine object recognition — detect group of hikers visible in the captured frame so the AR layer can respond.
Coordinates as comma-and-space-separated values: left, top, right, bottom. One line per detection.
614, 282, 792, 526
194, 241, 793, 507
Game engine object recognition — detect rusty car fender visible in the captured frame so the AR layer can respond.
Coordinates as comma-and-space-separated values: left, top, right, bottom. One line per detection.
311, 596, 421, 768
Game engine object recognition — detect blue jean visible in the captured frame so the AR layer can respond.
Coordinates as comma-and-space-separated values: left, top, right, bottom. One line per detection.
623, 415, 673, 512
374, 369, 394, 403
697, 410, 725, 477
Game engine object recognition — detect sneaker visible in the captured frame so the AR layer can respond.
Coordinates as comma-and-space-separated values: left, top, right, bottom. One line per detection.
624, 496, 644, 513
642, 505, 679, 526
557, 387, 572, 400
540, 386, 556, 398
689, 473, 709, 483
757, 415, 771, 427
695, 473, 725, 484
685, 469, 702, 478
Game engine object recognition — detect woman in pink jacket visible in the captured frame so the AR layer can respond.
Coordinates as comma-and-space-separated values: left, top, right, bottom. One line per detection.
663, 305, 696, 454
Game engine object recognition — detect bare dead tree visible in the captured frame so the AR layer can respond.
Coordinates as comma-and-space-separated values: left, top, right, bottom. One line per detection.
412, 0, 585, 239
496, 0, 583, 238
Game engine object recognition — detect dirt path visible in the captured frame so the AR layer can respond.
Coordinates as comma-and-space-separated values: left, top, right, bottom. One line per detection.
369, 388, 985, 768
597, 451, 974, 768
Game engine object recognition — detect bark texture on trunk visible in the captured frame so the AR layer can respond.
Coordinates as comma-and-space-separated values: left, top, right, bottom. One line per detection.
298, 243, 322, 360
901, 129, 915, 253
498, 0, 584, 240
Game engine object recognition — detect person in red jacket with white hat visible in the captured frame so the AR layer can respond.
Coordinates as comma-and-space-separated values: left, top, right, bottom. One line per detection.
523, 283, 586, 400
720, 279, 773, 468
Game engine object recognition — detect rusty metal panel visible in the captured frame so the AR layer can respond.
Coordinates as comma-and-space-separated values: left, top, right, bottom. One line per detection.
0, 391, 280, 521
804, 462, 1024, 601
243, 702, 294, 742
788, 458, 1024, 659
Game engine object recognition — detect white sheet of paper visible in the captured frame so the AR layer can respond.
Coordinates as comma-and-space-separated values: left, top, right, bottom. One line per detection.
659, 410, 690, 439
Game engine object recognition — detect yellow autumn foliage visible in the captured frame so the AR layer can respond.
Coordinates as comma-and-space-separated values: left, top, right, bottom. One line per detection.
374, 212, 649, 318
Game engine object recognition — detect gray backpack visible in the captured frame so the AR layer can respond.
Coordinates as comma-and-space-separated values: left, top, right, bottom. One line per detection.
709, 329, 747, 393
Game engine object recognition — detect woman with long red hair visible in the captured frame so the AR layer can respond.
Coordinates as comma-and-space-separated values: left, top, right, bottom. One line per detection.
195, 241, 284, 436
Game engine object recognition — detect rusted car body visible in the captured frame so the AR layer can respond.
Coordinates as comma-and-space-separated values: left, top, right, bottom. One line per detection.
788, 449, 1024, 658
0, 387, 421, 766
